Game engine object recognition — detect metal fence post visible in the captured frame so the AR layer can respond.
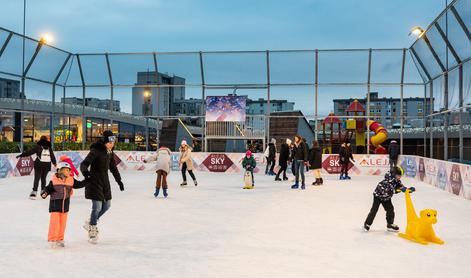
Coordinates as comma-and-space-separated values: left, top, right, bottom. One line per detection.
400, 48, 406, 155
199, 51, 206, 152
314, 49, 319, 141
459, 64, 463, 161
444, 72, 448, 161
366, 49, 372, 155
266, 50, 271, 148
430, 81, 434, 158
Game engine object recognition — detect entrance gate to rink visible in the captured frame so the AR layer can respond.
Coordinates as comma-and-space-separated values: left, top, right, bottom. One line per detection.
204, 115, 266, 152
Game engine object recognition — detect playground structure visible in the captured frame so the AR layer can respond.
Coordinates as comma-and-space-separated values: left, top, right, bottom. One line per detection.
345, 100, 366, 154
322, 112, 342, 154
368, 120, 388, 154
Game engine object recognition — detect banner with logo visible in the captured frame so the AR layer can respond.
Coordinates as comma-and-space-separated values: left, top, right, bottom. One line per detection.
1, 151, 470, 201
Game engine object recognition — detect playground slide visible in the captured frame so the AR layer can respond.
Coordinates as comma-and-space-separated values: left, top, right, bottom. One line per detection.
367, 120, 388, 154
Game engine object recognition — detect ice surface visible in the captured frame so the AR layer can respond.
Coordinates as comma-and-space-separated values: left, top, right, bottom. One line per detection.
1, 171, 470, 278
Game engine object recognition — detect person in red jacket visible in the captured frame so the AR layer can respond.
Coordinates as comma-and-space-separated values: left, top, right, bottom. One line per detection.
41, 159, 85, 248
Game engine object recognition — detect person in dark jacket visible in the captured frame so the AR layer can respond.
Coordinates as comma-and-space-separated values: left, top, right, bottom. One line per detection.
308, 140, 323, 186
80, 130, 124, 243
275, 138, 291, 181
388, 140, 400, 170
264, 138, 277, 175
291, 135, 308, 190
17, 135, 57, 199
242, 150, 257, 188
41, 159, 85, 248
339, 143, 354, 180
364, 167, 409, 232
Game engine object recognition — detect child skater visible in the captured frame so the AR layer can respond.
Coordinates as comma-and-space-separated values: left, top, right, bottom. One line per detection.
41, 157, 85, 248
144, 146, 172, 198
363, 166, 408, 232
179, 140, 198, 186
242, 150, 256, 189
308, 140, 323, 186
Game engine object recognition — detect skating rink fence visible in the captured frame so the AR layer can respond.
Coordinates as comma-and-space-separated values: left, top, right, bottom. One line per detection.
0, 151, 469, 200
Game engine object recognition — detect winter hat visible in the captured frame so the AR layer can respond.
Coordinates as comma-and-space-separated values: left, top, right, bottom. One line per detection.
59, 155, 79, 177
271, 138, 276, 144
391, 166, 404, 177
57, 161, 71, 170
102, 130, 116, 143
181, 140, 188, 146
391, 140, 397, 144
286, 138, 292, 145
246, 150, 252, 157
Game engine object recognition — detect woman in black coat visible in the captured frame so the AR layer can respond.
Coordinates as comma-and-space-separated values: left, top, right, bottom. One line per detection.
339, 143, 354, 180
17, 135, 57, 199
80, 130, 124, 243
275, 139, 290, 181
308, 140, 323, 185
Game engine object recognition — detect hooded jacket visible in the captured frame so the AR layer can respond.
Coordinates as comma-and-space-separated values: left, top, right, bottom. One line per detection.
278, 143, 290, 167
17, 138, 57, 171
145, 147, 172, 174
373, 172, 404, 201
388, 142, 400, 160
80, 141, 122, 201
308, 146, 322, 170
43, 173, 85, 213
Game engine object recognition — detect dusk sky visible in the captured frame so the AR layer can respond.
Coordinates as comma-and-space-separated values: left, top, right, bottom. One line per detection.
0, 0, 447, 116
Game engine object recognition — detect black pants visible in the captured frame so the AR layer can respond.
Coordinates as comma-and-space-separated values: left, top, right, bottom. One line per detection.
33, 163, 50, 191
340, 163, 349, 176
265, 158, 275, 174
181, 162, 196, 182
275, 164, 287, 179
390, 159, 398, 170
365, 196, 395, 226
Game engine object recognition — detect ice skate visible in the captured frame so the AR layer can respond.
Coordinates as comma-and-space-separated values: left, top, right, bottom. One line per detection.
29, 191, 37, 200
193, 180, 198, 186
291, 183, 299, 189
88, 225, 99, 244
283, 176, 288, 181
49, 241, 60, 249
154, 188, 160, 198
346, 175, 352, 180
363, 224, 370, 232
163, 189, 168, 198
387, 224, 399, 232
57, 241, 65, 247
180, 181, 188, 186
312, 179, 319, 186
243, 184, 254, 189
301, 184, 306, 190
83, 219, 91, 231
319, 178, 324, 185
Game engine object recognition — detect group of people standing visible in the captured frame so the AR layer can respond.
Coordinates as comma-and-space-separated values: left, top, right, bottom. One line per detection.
262, 135, 323, 190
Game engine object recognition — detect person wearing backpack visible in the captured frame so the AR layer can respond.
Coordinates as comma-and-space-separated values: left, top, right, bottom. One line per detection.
17, 135, 57, 199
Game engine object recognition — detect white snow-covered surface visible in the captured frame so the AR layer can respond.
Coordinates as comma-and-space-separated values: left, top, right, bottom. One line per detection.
1, 171, 471, 278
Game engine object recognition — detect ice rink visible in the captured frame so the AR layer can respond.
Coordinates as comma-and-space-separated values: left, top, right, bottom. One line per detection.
1, 171, 471, 278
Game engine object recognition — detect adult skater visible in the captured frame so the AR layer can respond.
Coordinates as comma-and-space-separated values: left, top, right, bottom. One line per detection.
179, 140, 198, 186
308, 140, 323, 186
144, 146, 172, 198
339, 142, 354, 180
275, 138, 290, 181
363, 167, 406, 232
291, 135, 308, 190
388, 140, 400, 170
264, 138, 276, 175
80, 130, 124, 243
16, 135, 57, 199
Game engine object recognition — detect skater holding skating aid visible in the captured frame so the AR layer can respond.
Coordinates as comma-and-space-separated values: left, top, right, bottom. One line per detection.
80, 130, 124, 244
242, 150, 256, 189
144, 146, 172, 198
363, 166, 407, 232
41, 159, 86, 248
179, 140, 198, 187
17, 135, 57, 199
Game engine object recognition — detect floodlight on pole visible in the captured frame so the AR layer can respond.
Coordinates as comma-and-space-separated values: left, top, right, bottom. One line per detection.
409, 26, 425, 37
40, 33, 53, 44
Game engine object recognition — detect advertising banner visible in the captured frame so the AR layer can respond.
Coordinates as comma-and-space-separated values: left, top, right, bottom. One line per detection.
1, 151, 470, 201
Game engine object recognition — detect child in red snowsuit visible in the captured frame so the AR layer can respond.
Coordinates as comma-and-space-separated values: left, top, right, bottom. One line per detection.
41, 158, 85, 248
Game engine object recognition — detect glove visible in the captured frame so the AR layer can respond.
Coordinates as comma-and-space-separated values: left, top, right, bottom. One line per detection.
83, 171, 91, 179
16, 155, 21, 159
40, 190, 48, 199
143, 159, 147, 163
409, 187, 416, 193
117, 180, 125, 191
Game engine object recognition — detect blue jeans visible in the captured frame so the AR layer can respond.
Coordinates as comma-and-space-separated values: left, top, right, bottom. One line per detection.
90, 200, 111, 225
295, 160, 305, 185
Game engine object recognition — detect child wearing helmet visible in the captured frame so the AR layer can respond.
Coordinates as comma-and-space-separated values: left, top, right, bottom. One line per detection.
242, 150, 256, 188
363, 166, 407, 232
40, 157, 86, 248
